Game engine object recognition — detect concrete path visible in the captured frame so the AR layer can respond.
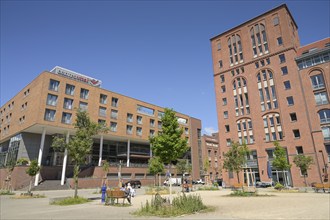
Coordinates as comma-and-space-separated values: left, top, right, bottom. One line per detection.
1, 187, 329, 219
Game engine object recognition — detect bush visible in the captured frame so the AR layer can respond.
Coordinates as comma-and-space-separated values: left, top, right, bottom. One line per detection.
0, 190, 15, 196
134, 193, 209, 217
16, 158, 29, 166
198, 185, 219, 191
274, 182, 284, 191
145, 186, 169, 195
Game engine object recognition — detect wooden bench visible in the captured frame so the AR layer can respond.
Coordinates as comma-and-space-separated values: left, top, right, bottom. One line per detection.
313, 183, 330, 193
106, 188, 129, 205
231, 183, 246, 191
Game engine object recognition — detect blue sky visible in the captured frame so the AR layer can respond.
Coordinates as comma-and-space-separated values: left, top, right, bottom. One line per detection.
1, 0, 329, 135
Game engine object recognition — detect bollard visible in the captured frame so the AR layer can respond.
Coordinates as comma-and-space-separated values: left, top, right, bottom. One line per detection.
101, 185, 107, 203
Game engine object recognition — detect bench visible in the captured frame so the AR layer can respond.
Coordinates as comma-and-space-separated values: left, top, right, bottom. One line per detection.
106, 188, 129, 205
313, 183, 330, 193
231, 183, 246, 191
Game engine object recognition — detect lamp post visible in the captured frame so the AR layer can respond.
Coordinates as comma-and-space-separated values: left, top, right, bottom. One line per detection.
118, 160, 122, 187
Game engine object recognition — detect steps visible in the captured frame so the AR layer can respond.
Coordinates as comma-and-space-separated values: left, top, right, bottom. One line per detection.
32, 180, 70, 191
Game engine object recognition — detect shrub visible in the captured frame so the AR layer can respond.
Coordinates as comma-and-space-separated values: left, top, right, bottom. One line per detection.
51, 197, 89, 205
198, 185, 219, 191
145, 186, 169, 195
16, 158, 29, 166
134, 193, 208, 217
0, 190, 15, 196
274, 182, 284, 191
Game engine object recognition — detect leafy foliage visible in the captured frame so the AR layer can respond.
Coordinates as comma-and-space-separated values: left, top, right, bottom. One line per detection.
149, 108, 188, 164
272, 141, 292, 171
293, 154, 313, 176
50, 196, 89, 206
26, 160, 40, 194
148, 156, 165, 186
176, 159, 192, 175
223, 141, 249, 183
51, 109, 106, 198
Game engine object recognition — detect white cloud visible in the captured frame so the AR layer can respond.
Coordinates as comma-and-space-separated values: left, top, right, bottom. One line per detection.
204, 127, 217, 135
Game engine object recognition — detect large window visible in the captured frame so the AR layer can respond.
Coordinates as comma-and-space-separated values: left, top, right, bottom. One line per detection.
319, 109, 330, 124
310, 73, 325, 90
100, 94, 107, 104
63, 98, 73, 110
321, 126, 330, 141
99, 107, 107, 117
250, 24, 268, 57
233, 77, 249, 116
49, 79, 60, 92
237, 118, 254, 144
80, 88, 89, 99
46, 94, 58, 106
44, 109, 56, 121
65, 84, 75, 95
257, 69, 278, 111
61, 112, 72, 124
263, 113, 283, 142
314, 92, 328, 105
228, 34, 244, 65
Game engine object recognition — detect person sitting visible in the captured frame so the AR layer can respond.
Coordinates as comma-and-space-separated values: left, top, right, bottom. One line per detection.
120, 183, 131, 204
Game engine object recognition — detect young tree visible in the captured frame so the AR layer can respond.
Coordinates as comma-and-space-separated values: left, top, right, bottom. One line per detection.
272, 141, 292, 187
293, 154, 313, 187
148, 156, 165, 186
52, 109, 105, 198
150, 108, 188, 203
101, 160, 110, 187
26, 160, 40, 195
223, 141, 249, 184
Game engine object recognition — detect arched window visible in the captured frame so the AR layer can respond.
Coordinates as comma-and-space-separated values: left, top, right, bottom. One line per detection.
263, 113, 283, 142
228, 34, 244, 66
232, 77, 249, 116
319, 109, 330, 124
236, 118, 254, 144
250, 24, 268, 57
257, 69, 278, 111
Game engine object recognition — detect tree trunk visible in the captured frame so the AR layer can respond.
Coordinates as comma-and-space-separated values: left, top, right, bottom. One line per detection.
236, 171, 240, 184
158, 173, 161, 187
28, 177, 33, 194
73, 164, 80, 198
154, 174, 156, 187
169, 163, 173, 205
303, 174, 308, 187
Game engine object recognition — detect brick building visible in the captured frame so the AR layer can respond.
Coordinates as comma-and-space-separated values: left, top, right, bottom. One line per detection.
210, 4, 329, 187
0, 66, 202, 189
201, 133, 220, 183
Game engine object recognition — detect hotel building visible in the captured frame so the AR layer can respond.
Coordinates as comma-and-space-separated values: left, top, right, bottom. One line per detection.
210, 4, 329, 187
0, 66, 202, 189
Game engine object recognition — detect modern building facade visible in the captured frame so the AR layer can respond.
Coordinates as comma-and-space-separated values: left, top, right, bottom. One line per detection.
0, 66, 202, 189
210, 4, 329, 187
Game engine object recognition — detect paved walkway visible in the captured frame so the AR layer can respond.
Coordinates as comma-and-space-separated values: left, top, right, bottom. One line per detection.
1, 187, 329, 219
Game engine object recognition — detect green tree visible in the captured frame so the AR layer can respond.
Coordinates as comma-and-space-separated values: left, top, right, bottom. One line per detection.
52, 109, 106, 198
293, 154, 313, 186
272, 141, 292, 187
101, 160, 110, 187
26, 160, 40, 195
148, 156, 165, 186
150, 108, 188, 203
223, 141, 249, 184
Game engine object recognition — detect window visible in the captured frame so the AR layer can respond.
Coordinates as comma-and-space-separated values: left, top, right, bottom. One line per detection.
273, 17, 279, 25
137, 116, 143, 124
79, 102, 88, 111
219, 60, 223, 68
65, 84, 75, 95
237, 123, 241, 131
224, 111, 228, 119
321, 126, 330, 141
277, 37, 283, 45
49, 79, 60, 91
126, 125, 133, 135
263, 118, 268, 128
111, 97, 118, 107
314, 92, 329, 105
44, 109, 56, 121
46, 94, 58, 106
228, 34, 244, 65
98, 119, 106, 126
279, 54, 286, 63
100, 94, 107, 104
319, 109, 330, 124
137, 105, 155, 116
63, 98, 73, 110
62, 112, 72, 124
110, 122, 117, 132
296, 146, 304, 155
284, 81, 291, 90
222, 98, 227, 106
250, 23, 268, 56
80, 88, 89, 99
226, 139, 231, 146
185, 127, 189, 135
220, 74, 225, 83
310, 74, 325, 89
290, 113, 297, 122
136, 127, 142, 136
221, 86, 226, 93
127, 113, 133, 123
225, 125, 230, 132
217, 42, 221, 50
111, 109, 118, 119
287, 96, 294, 106
99, 107, 107, 117
281, 66, 288, 75
255, 62, 259, 68
150, 119, 155, 127
265, 133, 270, 142
293, 129, 301, 138
150, 130, 155, 137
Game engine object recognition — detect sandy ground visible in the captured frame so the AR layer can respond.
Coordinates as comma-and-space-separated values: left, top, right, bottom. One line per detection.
0, 187, 329, 219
